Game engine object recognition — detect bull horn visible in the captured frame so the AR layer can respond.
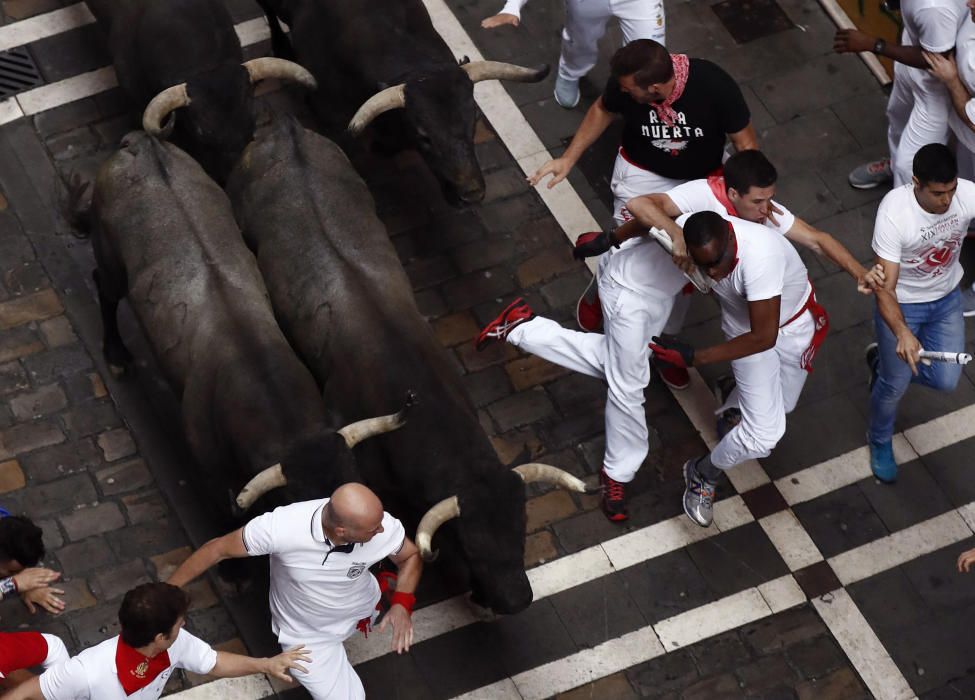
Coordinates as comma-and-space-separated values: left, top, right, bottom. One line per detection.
416, 495, 460, 562
462, 61, 550, 84
513, 463, 589, 493
242, 57, 317, 90
347, 84, 406, 135
235, 463, 286, 510
337, 390, 417, 448
142, 83, 191, 135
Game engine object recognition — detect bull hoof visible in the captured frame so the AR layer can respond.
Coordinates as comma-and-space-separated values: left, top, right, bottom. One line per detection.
107, 362, 127, 379
465, 594, 499, 623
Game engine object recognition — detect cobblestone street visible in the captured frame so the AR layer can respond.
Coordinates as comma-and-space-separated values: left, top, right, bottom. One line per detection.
0, 0, 973, 698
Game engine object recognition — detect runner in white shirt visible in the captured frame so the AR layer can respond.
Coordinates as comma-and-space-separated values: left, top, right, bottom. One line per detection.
0, 632, 67, 691
1, 583, 307, 700
835, 0, 967, 188
572, 150, 879, 432
866, 143, 975, 483
167, 483, 423, 700
919, 0, 975, 316
481, 0, 665, 108
649, 211, 829, 527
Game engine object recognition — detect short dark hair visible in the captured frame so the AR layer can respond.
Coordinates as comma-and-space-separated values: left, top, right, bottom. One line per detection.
913, 143, 957, 185
119, 583, 191, 648
723, 150, 778, 195
0, 515, 45, 567
610, 39, 672, 87
683, 211, 729, 248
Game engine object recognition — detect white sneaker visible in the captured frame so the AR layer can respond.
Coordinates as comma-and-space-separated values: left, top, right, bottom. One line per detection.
554, 76, 580, 109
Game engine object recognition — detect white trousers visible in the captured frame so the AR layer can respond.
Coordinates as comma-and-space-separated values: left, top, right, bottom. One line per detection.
560, 0, 666, 81
287, 638, 364, 700
710, 312, 814, 469
887, 62, 951, 187
509, 257, 674, 482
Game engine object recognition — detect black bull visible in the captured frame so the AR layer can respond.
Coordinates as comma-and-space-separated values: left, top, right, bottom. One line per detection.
84, 132, 407, 528
255, 0, 548, 205
225, 117, 588, 614
85, 0, 314, 183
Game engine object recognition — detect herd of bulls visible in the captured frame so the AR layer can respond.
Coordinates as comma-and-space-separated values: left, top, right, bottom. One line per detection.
65, 0, 592, 615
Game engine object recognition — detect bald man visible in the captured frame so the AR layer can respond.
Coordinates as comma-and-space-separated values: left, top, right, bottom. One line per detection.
168, 484, 422, 700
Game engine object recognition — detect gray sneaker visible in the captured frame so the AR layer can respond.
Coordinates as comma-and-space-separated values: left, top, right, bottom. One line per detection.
848, 158, 892, 189
554, 76, 580, 109
963, 286, 975, 318
683, 459, 717, 528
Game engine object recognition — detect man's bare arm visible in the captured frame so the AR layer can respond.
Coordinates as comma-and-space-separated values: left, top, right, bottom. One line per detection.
874, 258, 922, 374
728, 124, 758, 152
528, 98, 615, 188
0, 676, 43, 700
167, 529, 249, 588
695, 297, 780, 365
785, 218, 871, 288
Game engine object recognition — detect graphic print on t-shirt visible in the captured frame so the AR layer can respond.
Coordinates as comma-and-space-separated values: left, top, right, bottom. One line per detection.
904, 214, 963, 278
642, 109, 705, 156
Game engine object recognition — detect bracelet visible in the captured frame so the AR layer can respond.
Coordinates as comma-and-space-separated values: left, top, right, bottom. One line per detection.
873, 37, 886, 55
390, 591, 416, 614
0, 576, 16, 598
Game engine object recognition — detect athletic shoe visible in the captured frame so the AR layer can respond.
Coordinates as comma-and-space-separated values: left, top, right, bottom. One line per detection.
963, 286, 975, 317
865, 342, 879, 391
475, 298, 534, 351
656, 362, 690, 390
599, 467, 628, 522
868, 439, 897, 484
848, 158, 892, 189
554, 76, 580, 109
682, 459, 717, 528
576, 276, 603, 332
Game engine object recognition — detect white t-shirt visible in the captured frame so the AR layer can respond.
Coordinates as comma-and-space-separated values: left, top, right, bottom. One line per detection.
902, 0, 966, 52
952, 16, 975, 150
677, 214, 811, 339
899, 1, 967, 90
666, 178, 796, 235
243, 498, 406, 645
872, 180, 975, 302
499, 0, 528, 17
39, 631, 216, 700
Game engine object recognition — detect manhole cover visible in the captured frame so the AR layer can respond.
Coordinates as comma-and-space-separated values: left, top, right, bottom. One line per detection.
0, 46, 43, 99
711, 0, 794, 44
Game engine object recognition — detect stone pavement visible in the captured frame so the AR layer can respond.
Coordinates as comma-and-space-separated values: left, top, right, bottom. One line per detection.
0, 0, 972, 698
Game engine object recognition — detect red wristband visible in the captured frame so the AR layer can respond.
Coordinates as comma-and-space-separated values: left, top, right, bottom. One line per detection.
389, 591, 416, 614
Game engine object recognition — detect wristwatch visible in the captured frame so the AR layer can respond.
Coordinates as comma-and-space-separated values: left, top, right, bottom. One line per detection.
873, 37, 887, 55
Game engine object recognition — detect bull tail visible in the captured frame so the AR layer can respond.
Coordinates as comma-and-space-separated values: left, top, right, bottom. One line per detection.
60, 172, 93, 239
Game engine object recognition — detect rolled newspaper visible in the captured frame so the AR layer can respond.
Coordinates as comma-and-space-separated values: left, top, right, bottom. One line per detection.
647, 227, 713, 294
918, 350, 973, 365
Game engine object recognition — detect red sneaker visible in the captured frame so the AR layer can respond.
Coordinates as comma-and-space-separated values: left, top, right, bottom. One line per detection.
600, 467, 628, 522
576, 276, 603, 332
475, 298, 534, 351
656, 362, 690, 390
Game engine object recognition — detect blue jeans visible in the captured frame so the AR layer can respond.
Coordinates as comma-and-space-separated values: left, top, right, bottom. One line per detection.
869, 286, 965, 444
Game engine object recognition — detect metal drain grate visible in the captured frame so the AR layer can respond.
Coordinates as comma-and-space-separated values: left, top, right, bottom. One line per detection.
0, 46, 43, 99
711, 0, 794, 45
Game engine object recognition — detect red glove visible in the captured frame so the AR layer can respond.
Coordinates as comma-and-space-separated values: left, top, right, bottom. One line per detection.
649, 335, 695, 368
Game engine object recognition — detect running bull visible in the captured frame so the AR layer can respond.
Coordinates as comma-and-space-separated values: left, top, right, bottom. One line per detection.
226, 117, 588, 614
254, 0, 548, 205
73, 132, 410, 524
85, 0, 315, 182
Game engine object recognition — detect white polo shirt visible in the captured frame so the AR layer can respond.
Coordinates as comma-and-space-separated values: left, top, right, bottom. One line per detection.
38, 631, 216, 700
873, 180, 975, 303
678, 214, 810, 338
666, 177, 795, 235
242, 498, 406, 645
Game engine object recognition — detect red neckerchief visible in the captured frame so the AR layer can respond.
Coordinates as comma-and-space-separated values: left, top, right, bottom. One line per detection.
707, 174, 739, 218
652, 54, 690, 127
115, 639, 170, 696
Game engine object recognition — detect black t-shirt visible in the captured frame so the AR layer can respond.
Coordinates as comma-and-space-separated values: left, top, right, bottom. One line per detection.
601, 58, 750, 180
